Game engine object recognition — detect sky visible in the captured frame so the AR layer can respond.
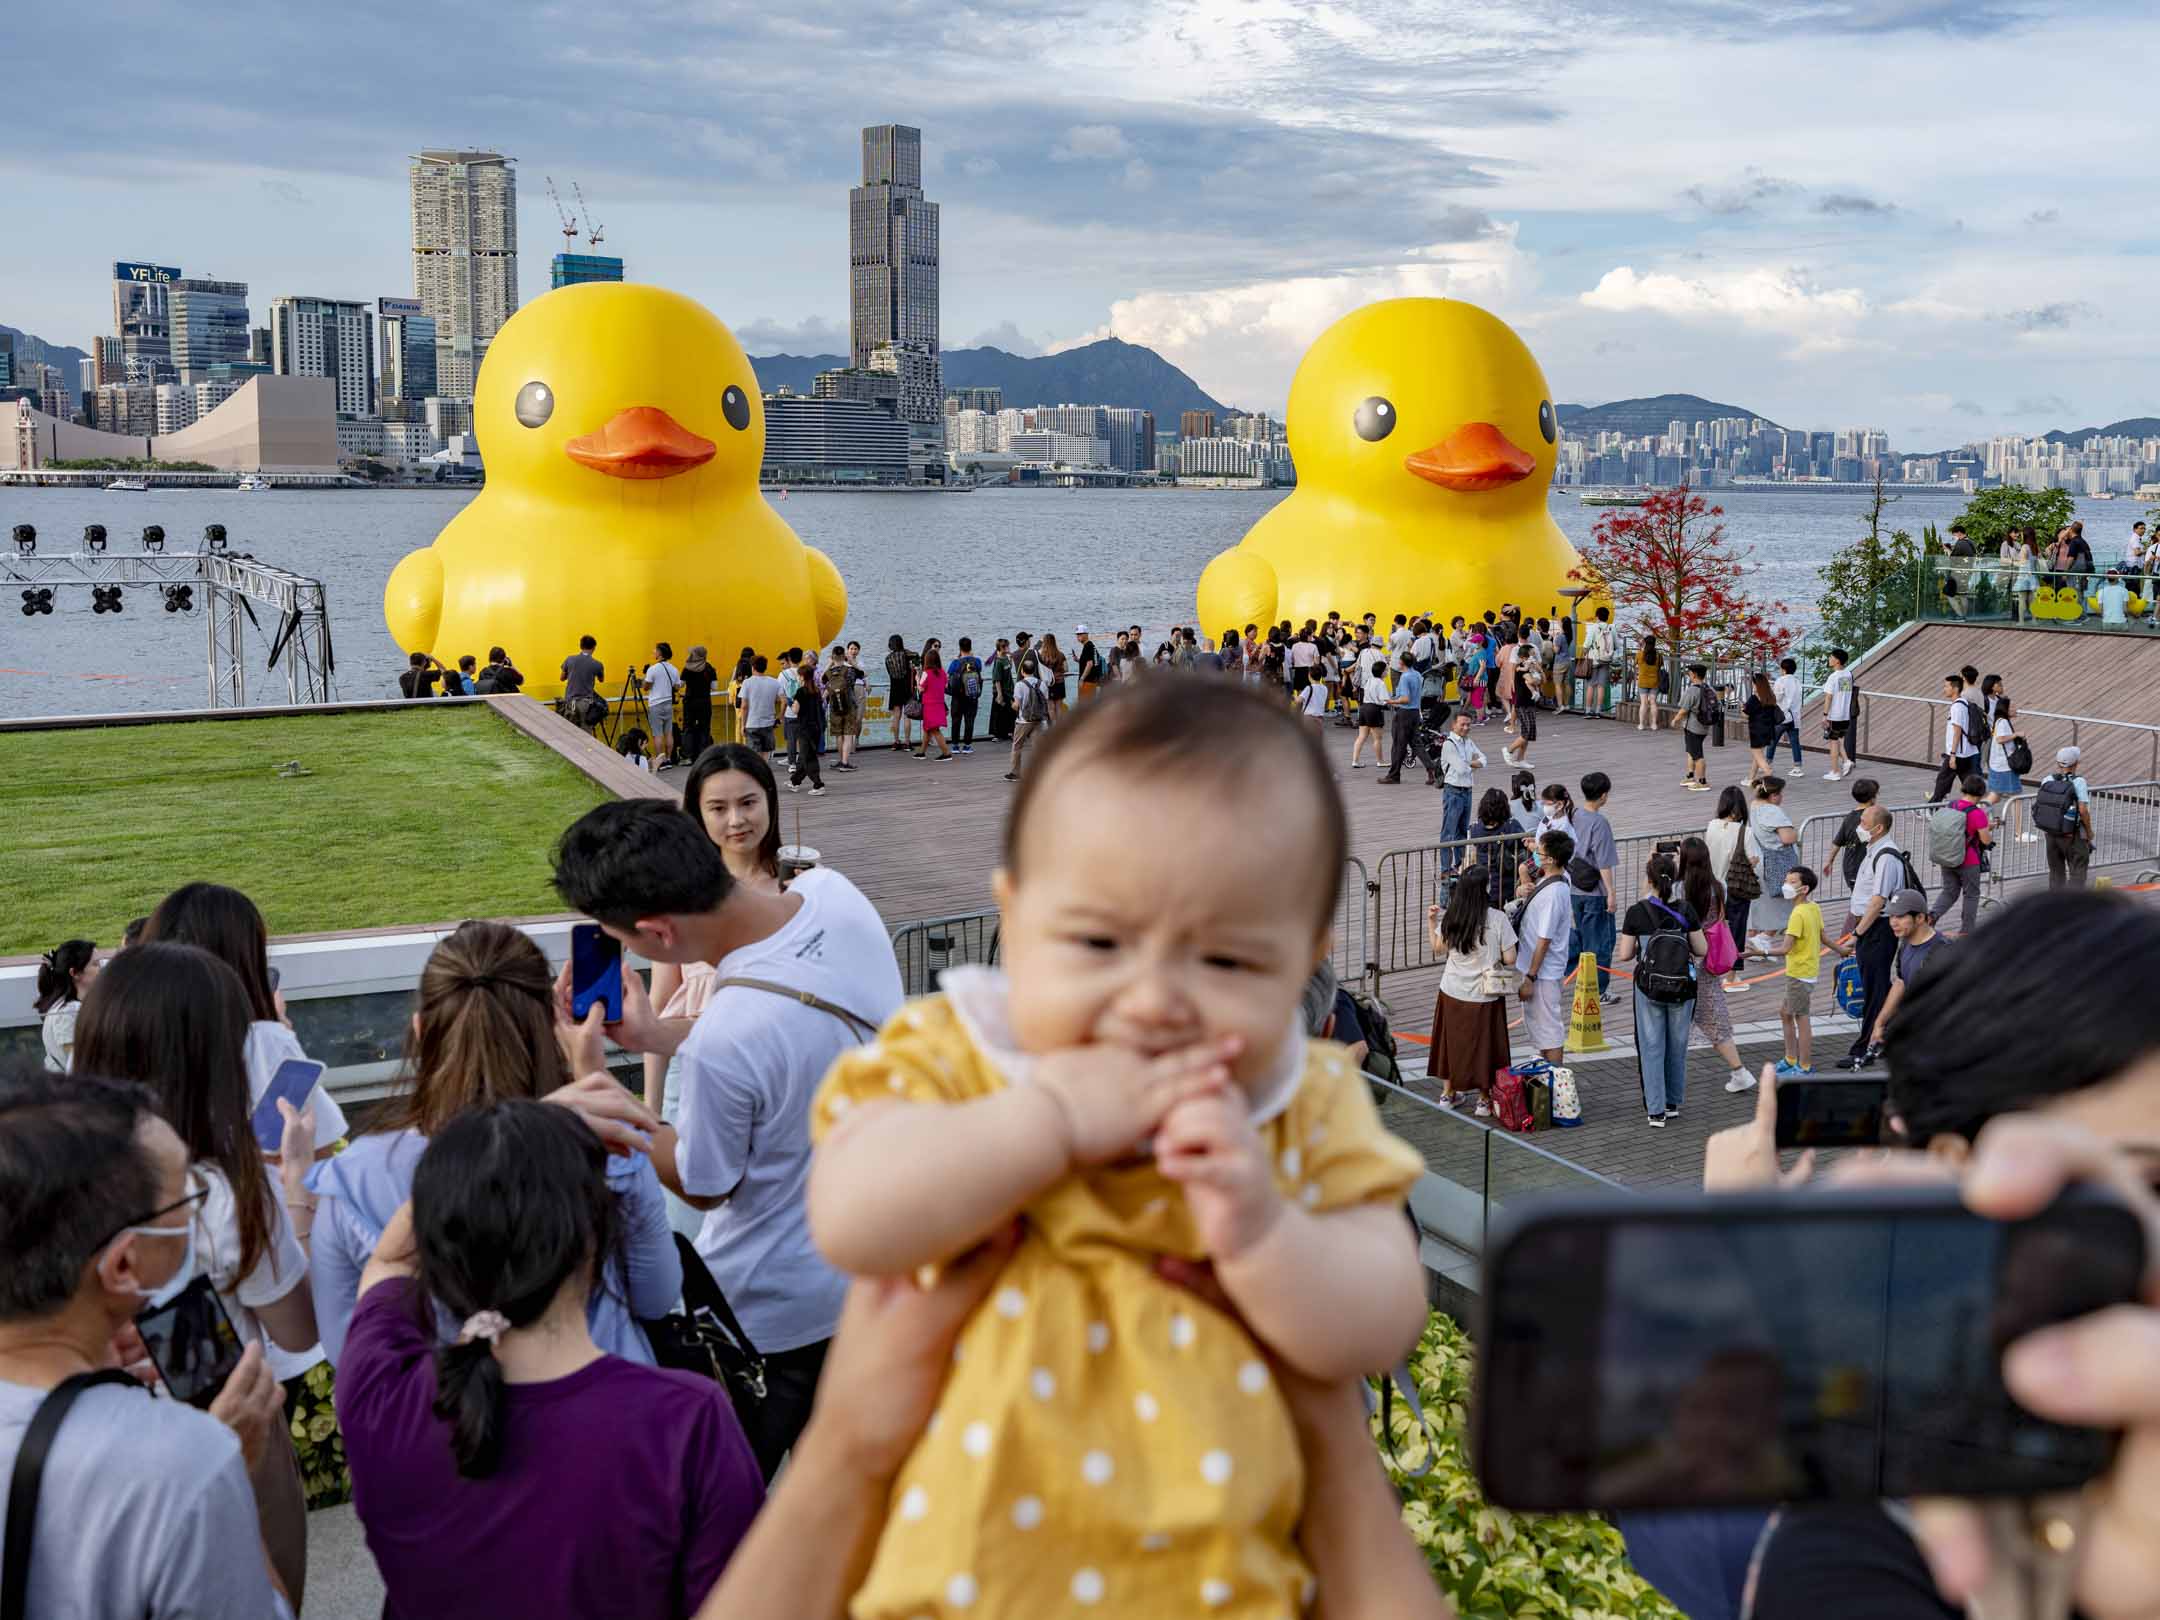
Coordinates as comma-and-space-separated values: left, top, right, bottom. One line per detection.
10, 0, 2156, 447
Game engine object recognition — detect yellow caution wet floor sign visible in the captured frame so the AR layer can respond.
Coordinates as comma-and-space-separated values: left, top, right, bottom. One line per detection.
1566, 952, 1610, 1053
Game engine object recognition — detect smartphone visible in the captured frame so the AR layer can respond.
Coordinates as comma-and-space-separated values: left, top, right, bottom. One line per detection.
1775, 1077, 1890, 1149
135, 1275, 245, 1409
249, 1057, 325, 1152
1477, 1185, 2146, 1512
569, 923, 623, 1022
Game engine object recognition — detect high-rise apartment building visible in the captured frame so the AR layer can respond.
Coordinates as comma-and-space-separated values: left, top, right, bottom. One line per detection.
1037, 404, 1109, 440
410, 149, 519, 398
90, 336, 126, 389
377, 297, 438, 404
271, 296, 375, 418
849, 125, 939, 368
1179, 410, 1216, 441
113, 261, 179, 384
168, 279, 251, 382
1105, 407, 1156, 474
945, 385, 1002, 415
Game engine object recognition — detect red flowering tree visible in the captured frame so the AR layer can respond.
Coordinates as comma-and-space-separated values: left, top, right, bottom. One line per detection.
1568, 485, 1793, 669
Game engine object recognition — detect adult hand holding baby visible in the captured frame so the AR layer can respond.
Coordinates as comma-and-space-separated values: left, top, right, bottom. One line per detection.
1032, 1035, 1242, 1168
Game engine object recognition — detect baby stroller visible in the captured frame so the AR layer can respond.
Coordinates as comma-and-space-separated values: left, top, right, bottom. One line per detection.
1415, 695, 1454, 762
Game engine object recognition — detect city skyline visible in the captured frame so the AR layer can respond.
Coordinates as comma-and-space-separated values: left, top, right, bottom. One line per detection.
6, 1, 2156, 445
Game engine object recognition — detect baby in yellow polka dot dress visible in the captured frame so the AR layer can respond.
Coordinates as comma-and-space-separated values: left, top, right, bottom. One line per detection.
809, 678, 1428, 1618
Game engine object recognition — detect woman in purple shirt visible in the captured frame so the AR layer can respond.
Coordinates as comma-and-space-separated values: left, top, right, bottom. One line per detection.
338, 1101, 763, 1619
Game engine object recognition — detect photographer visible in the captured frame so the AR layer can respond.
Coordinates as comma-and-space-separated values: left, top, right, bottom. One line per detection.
0, 1070, 292, 1616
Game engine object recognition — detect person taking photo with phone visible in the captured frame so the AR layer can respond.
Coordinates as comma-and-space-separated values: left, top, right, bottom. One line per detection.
0, 1070, 296, 1617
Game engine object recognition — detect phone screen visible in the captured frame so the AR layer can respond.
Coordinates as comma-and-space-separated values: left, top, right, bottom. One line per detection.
250, 1058, 326, 1152
1478, 1189, 2145, 1511
136, 1275, 244, 1409
1774, 1077, 1889, 1149
569, 923, 623, 1022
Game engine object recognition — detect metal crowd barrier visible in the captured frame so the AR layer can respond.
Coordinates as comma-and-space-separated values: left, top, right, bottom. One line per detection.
890, 857, 1374, 1001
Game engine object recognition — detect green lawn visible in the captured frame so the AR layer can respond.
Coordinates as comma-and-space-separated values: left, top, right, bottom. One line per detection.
1, 706, 616, 955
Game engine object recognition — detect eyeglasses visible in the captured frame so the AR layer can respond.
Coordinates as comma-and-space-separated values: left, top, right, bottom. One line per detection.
96, 1175, 209, 1252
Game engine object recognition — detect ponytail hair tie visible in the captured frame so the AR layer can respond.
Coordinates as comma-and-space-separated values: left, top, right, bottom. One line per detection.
456, 1310, 510, 1346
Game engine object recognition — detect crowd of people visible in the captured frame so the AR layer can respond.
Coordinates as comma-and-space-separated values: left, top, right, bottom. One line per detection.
1940, 516, 2160, 626
18, 590, 2157, 1619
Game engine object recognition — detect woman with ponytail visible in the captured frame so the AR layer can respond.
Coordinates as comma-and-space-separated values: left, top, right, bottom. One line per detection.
33, 937, 98, 1070
307, 920, 676, 1366
339, 1101, 762, 1616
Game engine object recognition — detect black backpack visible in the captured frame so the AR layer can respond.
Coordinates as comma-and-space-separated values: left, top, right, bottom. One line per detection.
1346, 988, 1399, 1081
2032, 774, 2080, 835
1869, 840, 1924, 897
1694, 682, 1716, 728
1636, 898, 1697, 1003
1834, 808, 1867, 886
2005, 735, 2034, 776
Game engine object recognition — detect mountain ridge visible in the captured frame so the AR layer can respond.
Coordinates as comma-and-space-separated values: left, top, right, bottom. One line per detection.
750, 337, 1227, 425
0, 325, 90, 386
1556, 392, 1782, 437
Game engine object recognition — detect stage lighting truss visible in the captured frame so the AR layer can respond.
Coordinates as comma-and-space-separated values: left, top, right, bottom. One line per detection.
1, 536, 335, 705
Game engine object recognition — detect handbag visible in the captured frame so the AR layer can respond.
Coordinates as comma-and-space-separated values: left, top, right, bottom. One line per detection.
903, 698, 923, 721
1573, 655, 1594, 680
1703, 917, 1739, 977
4, 1369, 143, 1619
1725, 835, 1763, 902
1549, 1066, 1582, 1126
640, 1233, 769, 1428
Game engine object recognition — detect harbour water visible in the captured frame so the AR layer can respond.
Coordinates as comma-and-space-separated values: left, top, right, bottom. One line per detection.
1, 485, 2142, 718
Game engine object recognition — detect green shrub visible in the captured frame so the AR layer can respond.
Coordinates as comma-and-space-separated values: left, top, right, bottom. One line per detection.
1374, 1314, 1683, 1619
291, 1361, 351, 1510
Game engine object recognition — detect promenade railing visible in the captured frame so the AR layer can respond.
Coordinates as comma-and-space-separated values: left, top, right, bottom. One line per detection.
889, 856, 1373, 999
1851, 690, 2160, 787
1916, 554, 2160, 633
1371, 1076, 1625, 1262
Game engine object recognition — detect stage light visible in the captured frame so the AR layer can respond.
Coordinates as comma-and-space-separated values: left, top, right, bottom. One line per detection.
141, 525, 164, 554
91, 585, 124, 615
203, 524, 227, 553
84, 525, 107, 553
11, 525, 32, 555
19, 588, 54, 617
161, 583, 194, 614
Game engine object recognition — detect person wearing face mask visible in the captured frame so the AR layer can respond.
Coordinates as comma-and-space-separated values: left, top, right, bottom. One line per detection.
1838, 805, 1915, 1071
0, 1071, 295, 1617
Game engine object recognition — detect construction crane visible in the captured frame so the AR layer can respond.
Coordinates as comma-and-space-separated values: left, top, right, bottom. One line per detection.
572, 181, 605, 249
543, 176, 579, 248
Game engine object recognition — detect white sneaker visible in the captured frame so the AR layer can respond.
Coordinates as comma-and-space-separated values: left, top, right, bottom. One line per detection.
1786, 766, 1805, 777
2018, 832, 2039, 843
1725, 1071, 1758, 1093
1822, 770, 1842, 780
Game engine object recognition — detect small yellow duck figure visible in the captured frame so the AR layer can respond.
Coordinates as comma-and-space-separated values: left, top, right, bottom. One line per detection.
1196, 297, 1585, 631
384, 283, 846, 699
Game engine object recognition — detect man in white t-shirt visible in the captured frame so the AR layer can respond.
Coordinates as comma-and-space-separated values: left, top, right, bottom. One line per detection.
641, 641, 683, 765
552, 800, 902, 1480
735, 655, 784, 757
1515, 828, 1576, 1063
1821, 648, 1855, 780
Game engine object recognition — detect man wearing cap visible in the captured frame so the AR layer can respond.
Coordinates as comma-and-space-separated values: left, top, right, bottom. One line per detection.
1074, 626, 1103, 700
1857, 889, 1948, 1060
2036, 746, 2094, 889
1837, 804, 1905, 1070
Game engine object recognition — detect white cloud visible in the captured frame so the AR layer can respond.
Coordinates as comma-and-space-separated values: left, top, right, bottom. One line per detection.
1052, 225, 1532, 409
1122, 158, 1154, 191
1579, 265, 1868, 339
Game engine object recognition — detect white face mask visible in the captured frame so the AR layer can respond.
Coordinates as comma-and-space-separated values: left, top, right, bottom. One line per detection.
121, 1218, 198, 1312
1781, 881, 1802, 900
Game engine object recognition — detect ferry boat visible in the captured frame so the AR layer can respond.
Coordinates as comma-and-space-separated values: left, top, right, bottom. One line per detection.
237, 475, 271, 492
1577, 488, 1650, 507
104, 477, 149, 492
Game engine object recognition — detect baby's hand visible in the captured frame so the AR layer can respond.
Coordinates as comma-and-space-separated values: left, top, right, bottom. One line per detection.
1155, 1088, 1283, 1262
1034, 1038, 1239, 1168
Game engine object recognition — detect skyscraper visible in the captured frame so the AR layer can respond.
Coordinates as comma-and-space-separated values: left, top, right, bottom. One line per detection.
849, 125, 939, 368
1180, 410, 1216, 441
271, 296, 375, 418
168, 279, 251, 382
409, 149, 519, 398
378, 296, 438, 405
1105, 407, 1156, 474
550, 252, 625, 289
112, 261, 179, 384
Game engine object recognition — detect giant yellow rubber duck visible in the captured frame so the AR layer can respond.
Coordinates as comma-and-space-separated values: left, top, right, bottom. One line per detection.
1196, 298, 1585, 632
384, 283, 846, 700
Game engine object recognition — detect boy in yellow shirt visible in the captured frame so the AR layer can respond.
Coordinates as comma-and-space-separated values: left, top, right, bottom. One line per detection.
1764, 865, 1843, 1076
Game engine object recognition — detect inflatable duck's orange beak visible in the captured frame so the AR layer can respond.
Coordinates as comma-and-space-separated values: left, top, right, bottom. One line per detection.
565, 407, 716, 480
1404, 423, 1537, 493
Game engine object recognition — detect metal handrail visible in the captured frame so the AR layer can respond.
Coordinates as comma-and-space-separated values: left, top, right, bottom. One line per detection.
1853, 690, 2160, 783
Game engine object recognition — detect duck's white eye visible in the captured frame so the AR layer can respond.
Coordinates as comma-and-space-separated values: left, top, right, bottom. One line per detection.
1354, 396, 1396, 443
514, 381, 555, 429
